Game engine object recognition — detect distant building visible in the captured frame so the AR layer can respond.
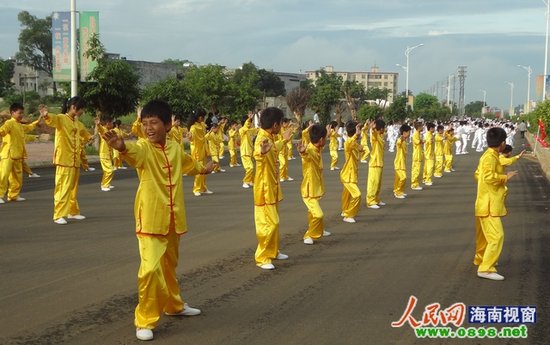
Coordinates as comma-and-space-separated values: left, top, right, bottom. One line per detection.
305, 65, 399, 103
273, 72, 306, 94
106, 53, 178, 89
11, 60, 54, 97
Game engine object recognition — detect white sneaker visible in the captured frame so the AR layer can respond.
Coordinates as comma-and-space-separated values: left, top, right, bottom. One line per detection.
343, 217, 356, 223
136, 328, 153, 341
276, 252, 289, 260
54, 217, 68, 225
119, 166, 128, 170
411, 186, 423, 191
378, 201, 386, 206
368, 204, 380, 209
330, 167, 335, 171
211, 171, 216, 174
424, 182, 433, 186
242, 183, 250, 189
259, 263, 275, 270
101, 187, 111, 192
109, 185, 115, 189
28, 173, 40, 178
194, 192, 201, 196
165, 303, 201, 316
434, 175, 442, 178
279, 178, 286, 182
203, 190, 213, 194
87, 167, 96, 171
220, 156, 225, 160
68, 214, 86, 220
394, 194, 406, 199
220, 169, 226, 172
323, 230, 331, 237
286, 177, 294, 181
303, 237, 314, 245
340, 212, 345, 217
235, 163, 241, 166
360, 160, 367, 163
403, 193, 408, 197
0, 198, 4, 204
477, 272, 504, 281
11, 196, 26, 202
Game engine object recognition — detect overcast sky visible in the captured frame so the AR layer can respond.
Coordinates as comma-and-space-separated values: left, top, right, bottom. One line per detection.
0, 0, 547, 110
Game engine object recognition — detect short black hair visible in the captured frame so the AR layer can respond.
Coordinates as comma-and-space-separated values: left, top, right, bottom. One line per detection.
345, 120, 357, 136
260, 107, 284, 129
141, 100, 172, 125
437, 125, 444, 132
330, 120, 338, 129
282, 118, 290, 124
399, 124, 411, 135
188, 107, 206, 128
309, 124, 327, 144
61, 96, 86, 113
241, 115, 249, 126
502, 144, 513, 154
375, 119, 386, 131
427, 122, 435, 131
10, 103, 24, 113
486, 127, 507, 148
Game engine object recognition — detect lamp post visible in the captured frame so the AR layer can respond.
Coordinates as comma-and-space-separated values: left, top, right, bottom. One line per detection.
517, 65, 532, 113
544, 0, 550, 100
403, 43, 424, 106
480, 89, 486, 116
506, 82, 514, 117
447, 74, 454, 110
70, 0, 77, 97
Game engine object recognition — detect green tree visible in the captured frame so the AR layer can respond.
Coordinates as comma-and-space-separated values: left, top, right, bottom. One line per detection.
464, 101, 484, 118
386, 95, 409, 122
257, 69, 285, 97
0, 58, 15, 96
232, 62, 262, 114
286, 86, 311, 125
309, 71, 342, 125
413, 93, 439, 112
532, 100, 550, 142
341, 80, 365, 120
141, 78, 192, 120
183, 64, 232, 114
79, 34, 140, 118
357, 103, 382, 121
16, 11, 52, 76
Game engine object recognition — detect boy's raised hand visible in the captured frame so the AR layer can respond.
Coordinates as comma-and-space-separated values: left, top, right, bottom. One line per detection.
297, 141, 306, 154
202, 160, 217, 174
103, 130, 126, 152
507, 170, 518, 180
260, 138, 272, 154
282, 126, 293, 141
518, 150, 526, 158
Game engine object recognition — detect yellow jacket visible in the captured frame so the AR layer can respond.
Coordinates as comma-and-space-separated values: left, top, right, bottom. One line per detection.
369, 129, 384, 167
96, 125, 113, 159
474, 148, 508, 217
121, 138, 204, 235
301, 128, 311, 145
412, 130, 423, 162
239, 119, 256, 156
205, 131, 221, 156
131, 119, 146, 139
424, 131, 434, 160
228, 128, 239, 150
45, 114, 83, 168
300, 143, 324, 198
190, 122, 207, 159
498, 155, 519, 173
329, 129, 339, 151
253, 129, 284, 206
340, 134, 360, 183
168, 125, 186, 145
360, 125, 369, 147
434, 133, 444, 156
394, 137, 407, 170
0, 118, 39, 159
443, 132, 457, 155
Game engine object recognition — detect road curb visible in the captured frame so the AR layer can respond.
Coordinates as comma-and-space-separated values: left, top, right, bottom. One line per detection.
525, 132, 550, 181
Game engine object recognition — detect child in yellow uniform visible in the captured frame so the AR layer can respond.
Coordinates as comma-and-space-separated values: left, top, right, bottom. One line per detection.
444, 128, 457, 173
366, 119, 386, 208
102, 100, 214, 341
41, 98, 87, 225
239, 113, 256, 188
217, 117, 227, 160
112, 120, 129, 170
434, 125, 445, 178
360, 122, 371, 163
474, 127, 517, 281
422, 122, 435, 186
227, 120, 240, 167
299, 124, 331, 245
253, 107, 292, 270
205, 124, 224, 173
393, 124, 411, 199
0, 103, 41, 203
287, 122, 297, 161
188, 109, 212, 196
329, 121, 340, 170
95, 117, 116, 191
340, 121, 363, 223
23, 134, 41, 177
301, 120, 313, 146
410, 122, 424, 191
168, 116, 187, 149
279, 118, 294, 182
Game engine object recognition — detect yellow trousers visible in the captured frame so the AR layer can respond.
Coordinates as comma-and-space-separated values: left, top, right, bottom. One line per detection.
434, 156, 444, 176
22, 160, 32, 175
287, 141, 294, 160
241, 155, 254, 184
423, 159, 434, 184
279, 154, 289, 180
0, 158, 23, 200
134, 231, 185, 329
366, 166, 382, 206
303, 198, 324, 239
342, 183, 361, 217
211, 155, 221, 173
411, 160, 422, 188
393, 169, 406, 196
192, 156, 207, 193
330, 149, 338, 169
444, 154, 453, 172
113, 149, 122, 169
474, 216, 504, 273
100, 157, 114, 188
80, 149, 89, 171
254, 204, 280, 266
219, 142, 224, 160
53, 166, 80, 219
229, 149, 237, 166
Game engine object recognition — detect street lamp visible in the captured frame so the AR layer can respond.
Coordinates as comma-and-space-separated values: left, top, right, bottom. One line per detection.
480, 89, 486, 116
403, 43, 424, 105
517, 65, 532, 113
506, 82, 514, 117
447, 74, 454, 110
544, 0, 550, 100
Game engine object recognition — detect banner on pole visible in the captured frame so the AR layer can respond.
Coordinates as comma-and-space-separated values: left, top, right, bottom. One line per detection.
52, 12, 71, 82
79, 11, 100, 81
535, 75, 550, 100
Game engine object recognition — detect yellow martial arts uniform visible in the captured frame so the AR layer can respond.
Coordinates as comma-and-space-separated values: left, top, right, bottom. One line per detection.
287, 127, 296, 160
44, 113, 83, 219
301, 127, 311, 146
444, 132, 457, 172
217, 122, 226, 160
434, 132, 444, 177
120, 138, 204, 330
473, 148, 508, 273
278, 133, 290, 181
131, 118, 146, 139
423, 131, 434, 184
112, 127, 129, 168
329, 128, 339, 169
253, 128, 285, 266
340, 133, 361, 218
411, 130, 423, 188
205, 131, 222, 172
227, 127, 239, 166
190, 122, 208, 193
360, 125, 370, 162
0, 118, 39, 200
77, 121, 93, 171
366, 129, 384, 206
300, 142, 325, 240
239, 119, 256, 185
96, 125, 115, 188
22, 134, 38, 175
393, 137, 407, 196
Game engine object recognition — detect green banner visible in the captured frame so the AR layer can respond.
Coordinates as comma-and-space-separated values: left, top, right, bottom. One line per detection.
51, 12, 71, 82
79, 11, 99, 81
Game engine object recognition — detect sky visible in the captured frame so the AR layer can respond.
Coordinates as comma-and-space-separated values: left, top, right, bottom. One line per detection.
0, 0, 547, 111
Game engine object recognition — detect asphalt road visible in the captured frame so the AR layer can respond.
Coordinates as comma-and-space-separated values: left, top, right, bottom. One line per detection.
1, 138, 549, 345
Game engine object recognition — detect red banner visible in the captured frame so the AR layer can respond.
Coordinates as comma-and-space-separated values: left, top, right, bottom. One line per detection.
537, 118, 548, 147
